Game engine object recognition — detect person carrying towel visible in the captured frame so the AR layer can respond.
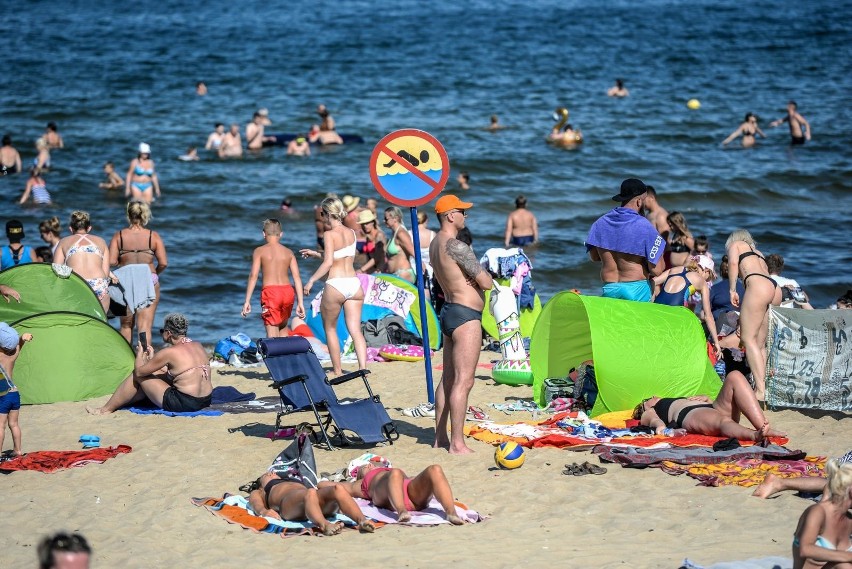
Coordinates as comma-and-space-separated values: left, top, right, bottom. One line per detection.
585, 178, 665, 302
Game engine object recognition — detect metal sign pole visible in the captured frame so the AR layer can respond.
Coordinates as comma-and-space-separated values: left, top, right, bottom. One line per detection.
408, 206, 435, 404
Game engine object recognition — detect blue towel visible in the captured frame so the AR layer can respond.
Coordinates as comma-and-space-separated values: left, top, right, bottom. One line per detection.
211, 386, 255, 404
127, 407, 223, 417
586, 207, 664, 265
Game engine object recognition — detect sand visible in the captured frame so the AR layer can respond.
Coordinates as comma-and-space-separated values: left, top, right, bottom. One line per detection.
2, 350, 847, 568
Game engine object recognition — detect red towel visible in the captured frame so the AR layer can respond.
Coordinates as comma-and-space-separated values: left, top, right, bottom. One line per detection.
0, 445, 132, 473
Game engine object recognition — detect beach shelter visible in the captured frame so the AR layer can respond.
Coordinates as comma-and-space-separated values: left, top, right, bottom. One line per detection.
529, 291, 721, 415
305, 273, 440, 352
0, 264, 134, 404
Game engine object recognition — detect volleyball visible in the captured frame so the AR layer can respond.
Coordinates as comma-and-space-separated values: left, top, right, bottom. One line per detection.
687, 98, 701, 110
494, 441, 526, 469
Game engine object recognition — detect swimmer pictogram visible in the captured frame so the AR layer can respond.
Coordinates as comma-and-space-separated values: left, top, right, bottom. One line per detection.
369, 129, 449, 207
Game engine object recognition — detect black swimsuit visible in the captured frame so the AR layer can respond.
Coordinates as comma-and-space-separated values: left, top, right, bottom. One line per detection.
653, 398, 715, 429
738, 247, 777, 289
263, 477, 290, 497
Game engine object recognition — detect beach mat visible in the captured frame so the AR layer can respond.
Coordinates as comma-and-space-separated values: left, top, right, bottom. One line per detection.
125, 387, 279, 416
592, 443, 804, 467
0, 445, 132, 474
680, 556, 792, 569
659, 456, 826, 487
354, 497, 484, 525
209, 396, 280, 414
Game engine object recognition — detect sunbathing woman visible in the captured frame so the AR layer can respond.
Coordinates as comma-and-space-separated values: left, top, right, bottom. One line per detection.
247, 471, 375, 535
300, 197, 368, 375
633, 370, 785, 441
726, 229, 782, 401
791, 458, 852, 569
340, 463, 463, 525
87, 313, 212, 414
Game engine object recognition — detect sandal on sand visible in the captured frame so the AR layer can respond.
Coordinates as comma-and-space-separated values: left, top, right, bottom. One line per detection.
466, 406, 489, 421
562, 463, 587, 476
581, 461, 607, 475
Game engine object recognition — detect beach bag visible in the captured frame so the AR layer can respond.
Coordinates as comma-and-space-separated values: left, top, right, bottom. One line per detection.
213, 334, 258, 363
361, 315, 408, 348
269, 427, 319, 489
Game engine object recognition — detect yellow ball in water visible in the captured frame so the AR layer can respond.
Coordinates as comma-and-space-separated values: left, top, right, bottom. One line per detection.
687, 99, 701, 110
494, 441, 526, 469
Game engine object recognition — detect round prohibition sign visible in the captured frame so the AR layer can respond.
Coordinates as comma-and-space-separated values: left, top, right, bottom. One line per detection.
369, 129, 450, 207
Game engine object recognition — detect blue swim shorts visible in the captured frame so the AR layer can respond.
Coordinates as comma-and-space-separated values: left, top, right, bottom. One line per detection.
510, 235, 535, 247
601, 280, 652, 302
0, 391, 21, 414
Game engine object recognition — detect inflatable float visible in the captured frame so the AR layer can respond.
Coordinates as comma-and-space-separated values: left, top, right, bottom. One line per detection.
489, 283, 533, 386
482, 278, 542, 340
379, 344, 427, 362
263, 133, 365, 146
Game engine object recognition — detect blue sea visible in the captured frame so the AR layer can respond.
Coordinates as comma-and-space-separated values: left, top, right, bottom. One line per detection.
2, 0, 851, 343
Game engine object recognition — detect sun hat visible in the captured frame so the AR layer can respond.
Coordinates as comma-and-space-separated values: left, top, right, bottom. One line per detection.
0, 323, 20, 351
611, 178, 648, 202
138, 142, 151, 155
342, 195, 360, 212
695, 254, 716, 278
435, 194, 473, 215
357, 210, 376, 224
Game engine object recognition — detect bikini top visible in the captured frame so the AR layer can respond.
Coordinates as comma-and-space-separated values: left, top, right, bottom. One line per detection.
118, 229, 155, 259
134, 162, 154, 177
263, 477, 289, 498
793, 534, 852, 551
332, 229, 357, 260
738, 245, 765, 265
167, 363, 210, 382
65, 235, 104, 260
387, 226, 406, 257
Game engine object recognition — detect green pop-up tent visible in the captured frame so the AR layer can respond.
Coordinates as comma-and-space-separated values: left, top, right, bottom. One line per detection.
0, 264, 134, 404
529, 291, 721, 415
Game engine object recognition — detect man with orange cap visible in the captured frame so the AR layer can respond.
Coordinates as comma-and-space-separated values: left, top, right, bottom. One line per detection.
429, 195, 493, 455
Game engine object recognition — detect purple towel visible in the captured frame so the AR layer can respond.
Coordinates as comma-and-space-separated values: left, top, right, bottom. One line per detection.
586, 207, 664, 265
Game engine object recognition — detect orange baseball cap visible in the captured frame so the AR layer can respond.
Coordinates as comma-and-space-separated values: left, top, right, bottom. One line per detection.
435, 194, 473, 215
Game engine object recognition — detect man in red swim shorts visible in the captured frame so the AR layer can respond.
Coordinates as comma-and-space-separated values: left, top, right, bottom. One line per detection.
242, 219, 305, 337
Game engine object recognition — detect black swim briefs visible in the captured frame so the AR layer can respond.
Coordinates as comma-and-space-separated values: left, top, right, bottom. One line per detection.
162, 387, 212, 413
440, 302, 482, 337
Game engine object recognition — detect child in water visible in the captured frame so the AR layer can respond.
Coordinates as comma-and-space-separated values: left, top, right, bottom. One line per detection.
99, 162, 124, 191
340, 462, 464, 525
19, 167, 51, 205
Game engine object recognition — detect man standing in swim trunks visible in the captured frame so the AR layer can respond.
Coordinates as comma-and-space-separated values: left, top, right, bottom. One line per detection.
246, 112, 267, 150
504, 195, 538, 248
586, 178, 665, 302
242, 219, 305, 337
430, 195, 493, 454
770, 100, 811, 145
218, 124, 243, 158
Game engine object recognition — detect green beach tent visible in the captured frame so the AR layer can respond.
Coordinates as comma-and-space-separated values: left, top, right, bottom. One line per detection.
529, 291, 721, 415
0, 264, 134, 404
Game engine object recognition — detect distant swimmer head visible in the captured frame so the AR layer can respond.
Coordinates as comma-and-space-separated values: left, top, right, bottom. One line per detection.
317, 104, 329, 117
744, 112, 756, 122
138, 142, 151, 155
515, 195, 527, 208
295, 136, 306, 144
35, 137, 48, 150
616, 79, 624, 89
553, 107, 569, 121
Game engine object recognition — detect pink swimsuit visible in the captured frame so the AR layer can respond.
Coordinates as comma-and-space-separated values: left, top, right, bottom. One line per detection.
361, 467, 415, 511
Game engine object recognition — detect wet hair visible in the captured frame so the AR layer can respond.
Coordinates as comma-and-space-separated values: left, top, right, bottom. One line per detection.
667, 212, 691, 239
215, 123, 223, 129
321, 197, 346, 222
825, 458, 852, 504
490, 114, 498, 123
39, 216, 61, 238
384, 206, 403, 223
744, 112, 755, 122
2, 135, 10, 146
104, 161, 114, 169
126, 201, 152, 226
163, 313, 189, 336
788, 100, 798, 109
47, 122, 58, 132
460, 172, 470, 182
616, 79, 624, 89
35, 246, 53, 263
765, 253, 784, 275
69, 211, 91, 232
725, 229, 755, 250
417, 211, 428, 225
263, 218, 282, 235
38, 532, 91, 569
515, 195, 527, 208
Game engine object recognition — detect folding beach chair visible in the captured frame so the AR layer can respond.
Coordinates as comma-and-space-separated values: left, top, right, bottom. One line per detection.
258, 336, 398, 450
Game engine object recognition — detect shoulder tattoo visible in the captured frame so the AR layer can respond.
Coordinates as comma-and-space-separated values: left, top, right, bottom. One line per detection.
445, 238, 481, 279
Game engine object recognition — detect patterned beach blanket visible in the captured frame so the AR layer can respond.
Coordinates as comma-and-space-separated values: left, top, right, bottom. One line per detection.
659, 456, 826, 487
592, 443, 805, 467
0, 445, 132, 473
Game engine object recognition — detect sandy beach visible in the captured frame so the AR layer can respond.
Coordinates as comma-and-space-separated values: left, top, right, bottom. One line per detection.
2, 349, 847, 568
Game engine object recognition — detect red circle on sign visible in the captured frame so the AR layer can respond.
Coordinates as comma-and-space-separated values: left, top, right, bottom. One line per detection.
369, 129, 450, 207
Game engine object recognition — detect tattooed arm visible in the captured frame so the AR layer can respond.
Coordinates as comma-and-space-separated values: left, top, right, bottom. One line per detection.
446, 238, 493, 291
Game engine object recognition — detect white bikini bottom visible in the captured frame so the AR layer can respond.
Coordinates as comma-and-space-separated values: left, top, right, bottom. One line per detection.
325, 277, 362, 300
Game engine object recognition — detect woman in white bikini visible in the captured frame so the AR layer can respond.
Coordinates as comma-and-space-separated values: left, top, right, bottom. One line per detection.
54, 211, 115, 313
87, 313, 212, 414
300, 197, 368, 375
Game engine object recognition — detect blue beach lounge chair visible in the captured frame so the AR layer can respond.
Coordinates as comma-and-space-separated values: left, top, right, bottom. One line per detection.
258, 336, 398, 450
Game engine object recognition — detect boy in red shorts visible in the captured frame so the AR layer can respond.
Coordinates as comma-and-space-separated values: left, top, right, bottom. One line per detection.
241, 219, 305, 337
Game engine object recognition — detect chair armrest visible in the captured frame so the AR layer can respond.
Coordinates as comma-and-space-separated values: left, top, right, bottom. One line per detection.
270, 374, 308, 389
327, 369, 371, 386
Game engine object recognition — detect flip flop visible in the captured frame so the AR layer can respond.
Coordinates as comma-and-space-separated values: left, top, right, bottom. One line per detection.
581, 461, 607, 475
466, 406, 489, 421
79, 435, 100, 449
562, 463, 587, 476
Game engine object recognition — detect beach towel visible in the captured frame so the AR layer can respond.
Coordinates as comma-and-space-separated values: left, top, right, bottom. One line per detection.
359, 274, 415, 318
126, 407, 223, 417
209, 396, 280, 414
680, 557, 792, 569
585, 207, 664, 264
354, 497, 483, 525
109, 264, 155, 314
191, 494, 359, 537
210, 386, 255, 404
659, 456, 825, 487
0, 445, 131, 473
592, 443, 804, 467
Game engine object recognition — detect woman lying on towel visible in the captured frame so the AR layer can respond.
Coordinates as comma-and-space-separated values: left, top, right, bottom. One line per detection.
247, 472, 375, 535
87, 313, 212, 414
791, 458, 852, 568
340, 463, 464, 525
632, 370, 785, 441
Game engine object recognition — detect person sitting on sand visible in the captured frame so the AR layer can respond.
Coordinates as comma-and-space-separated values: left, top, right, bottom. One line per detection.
87, 313, 212, 414
99, 162, 124, 191
246, 471, 375, 535
791, 458, 852, 568
340, 462, 464, 525
632, 368, 784, 441
753, 450, 852, 499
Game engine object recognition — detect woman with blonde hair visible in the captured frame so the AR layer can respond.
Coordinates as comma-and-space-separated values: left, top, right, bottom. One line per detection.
300, 197, 367, 375
792, 458, 852, 568
54, 211, 114, 313
109, 201, 168, 343
33, 137, 50, 171
125, 142, 160, 203
725, 229, 782, 401
666, 212, 694, 267
38, 217, 61, 255
383, 206, 416, 283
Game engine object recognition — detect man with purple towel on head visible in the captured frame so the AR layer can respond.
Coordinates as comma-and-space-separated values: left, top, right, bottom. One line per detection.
585, 178, 666, 302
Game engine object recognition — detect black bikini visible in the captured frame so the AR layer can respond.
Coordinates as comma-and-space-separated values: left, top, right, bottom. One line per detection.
263, 477, 289, 497
738, 246, 777, 289
653, 398, 715, 429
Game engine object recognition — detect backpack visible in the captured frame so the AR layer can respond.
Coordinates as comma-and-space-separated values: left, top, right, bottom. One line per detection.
361, 315, 414, 348
214, 334, 259, 363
